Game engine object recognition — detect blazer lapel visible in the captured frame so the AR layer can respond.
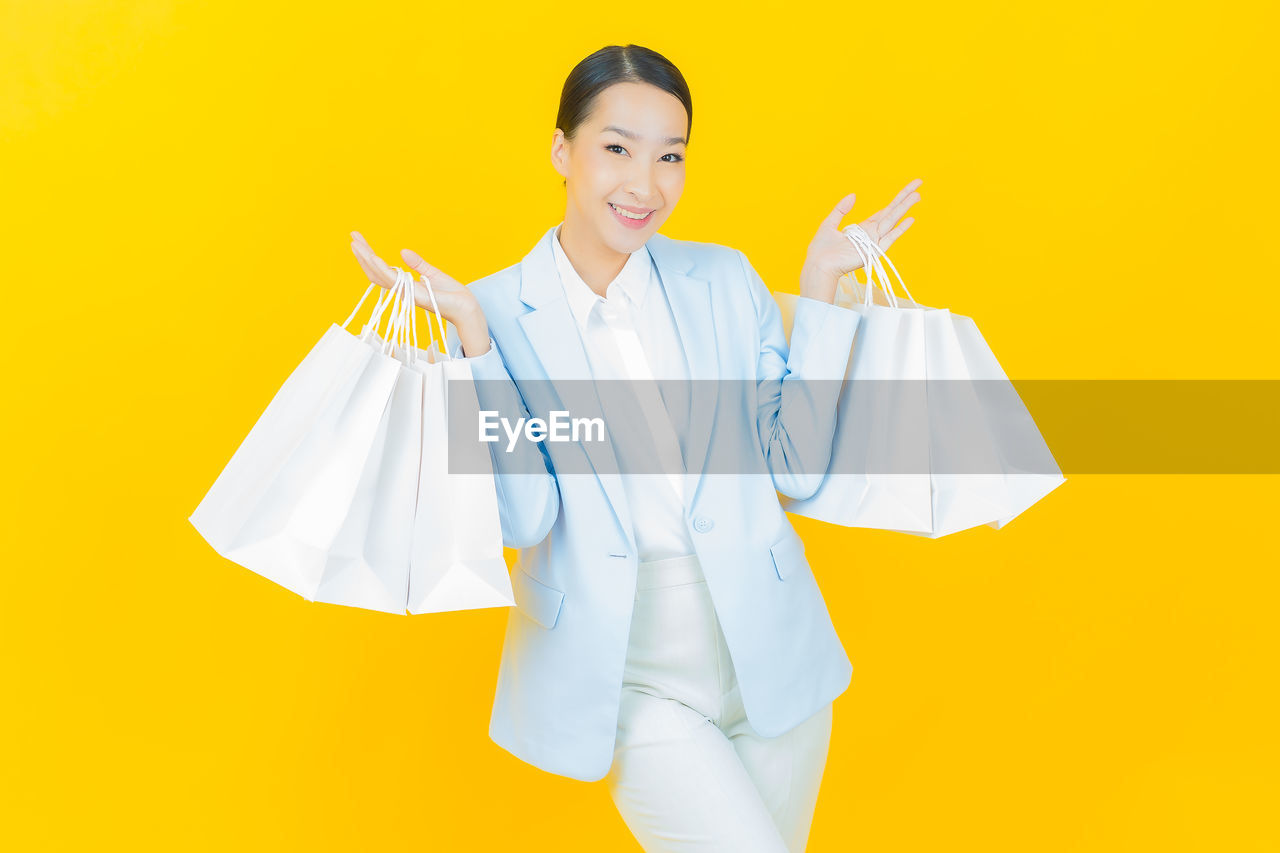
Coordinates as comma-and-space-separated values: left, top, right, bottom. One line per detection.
515, 227, 634, 548
645, 233, 720, 509
511, 227, 723, 547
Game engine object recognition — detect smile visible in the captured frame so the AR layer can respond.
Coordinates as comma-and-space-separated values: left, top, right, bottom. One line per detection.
608, 202, 653, 221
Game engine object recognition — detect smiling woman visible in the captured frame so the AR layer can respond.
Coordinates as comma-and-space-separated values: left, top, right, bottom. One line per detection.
348, 41, 921, 853
549, 53, 692, 291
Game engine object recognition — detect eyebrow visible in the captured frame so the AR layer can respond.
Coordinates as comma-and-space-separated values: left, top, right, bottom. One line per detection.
602, 125, 687, 146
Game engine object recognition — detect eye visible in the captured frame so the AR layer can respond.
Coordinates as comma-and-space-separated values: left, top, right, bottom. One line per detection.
605, 143, 684, 163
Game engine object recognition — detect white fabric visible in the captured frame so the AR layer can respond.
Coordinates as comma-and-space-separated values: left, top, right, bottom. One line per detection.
607, 553, 833, 852
550, 223, 696, 562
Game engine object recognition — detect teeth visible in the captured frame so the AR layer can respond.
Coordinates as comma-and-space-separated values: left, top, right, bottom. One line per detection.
610, 203, 650, 220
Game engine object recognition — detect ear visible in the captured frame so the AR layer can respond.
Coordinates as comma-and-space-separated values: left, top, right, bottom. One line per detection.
549, 128, 570, 180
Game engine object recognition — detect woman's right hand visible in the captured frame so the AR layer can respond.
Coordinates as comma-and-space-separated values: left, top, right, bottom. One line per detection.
349, 231, 491, 357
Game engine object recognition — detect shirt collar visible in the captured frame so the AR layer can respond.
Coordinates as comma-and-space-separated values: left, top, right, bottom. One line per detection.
551, 222, 652, 333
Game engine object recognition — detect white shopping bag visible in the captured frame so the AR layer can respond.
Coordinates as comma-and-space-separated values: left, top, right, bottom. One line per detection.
405, 282, 514, 614
189, 269, 421, 606
309, 274, 424, 612
776, 225, 1064, 537
940, 311, 1066, 531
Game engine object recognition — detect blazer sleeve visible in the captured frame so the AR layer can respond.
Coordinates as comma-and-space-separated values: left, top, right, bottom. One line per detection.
738, 249, 860, 500
443, 328, 560, 549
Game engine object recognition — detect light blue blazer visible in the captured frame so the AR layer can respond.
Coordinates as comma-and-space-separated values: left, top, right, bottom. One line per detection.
443, 224, 861, 782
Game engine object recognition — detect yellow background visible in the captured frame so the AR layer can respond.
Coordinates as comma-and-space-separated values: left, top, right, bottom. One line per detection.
4, 1, 1278, 850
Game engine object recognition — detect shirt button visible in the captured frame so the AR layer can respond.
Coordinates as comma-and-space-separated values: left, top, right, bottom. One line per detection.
693, 516, 714, 533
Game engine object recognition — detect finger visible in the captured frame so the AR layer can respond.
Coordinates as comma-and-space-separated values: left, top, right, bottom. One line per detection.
351, 240, 398, 287
350, 240, 381, 280
868, 189, 921, 238
820, 192, 857, 231
879, 179, 922, 218
400, 247, 442, 280
884, 181, 922, 219
879, 217, 914, 250
350, 242, 383, 282
889, 189, 922, 222
866, 179, 922, 234
349, 232, 383, 279
888, 178, 923, 207
399, 249, 461, 314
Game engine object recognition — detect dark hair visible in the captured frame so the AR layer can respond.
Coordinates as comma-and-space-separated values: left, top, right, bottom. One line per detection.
556, 45, 692, 187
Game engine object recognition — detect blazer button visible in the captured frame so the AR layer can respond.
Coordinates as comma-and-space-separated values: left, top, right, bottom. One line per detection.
693, 516, 714, 533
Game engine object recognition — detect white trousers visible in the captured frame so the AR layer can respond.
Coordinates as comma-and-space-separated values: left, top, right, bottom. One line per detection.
605, 554, 834, 852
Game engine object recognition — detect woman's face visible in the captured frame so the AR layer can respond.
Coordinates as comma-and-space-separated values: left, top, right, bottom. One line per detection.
552, 81, 688, 253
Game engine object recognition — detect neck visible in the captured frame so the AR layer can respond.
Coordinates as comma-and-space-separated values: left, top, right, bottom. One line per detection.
557, 218, 628, 298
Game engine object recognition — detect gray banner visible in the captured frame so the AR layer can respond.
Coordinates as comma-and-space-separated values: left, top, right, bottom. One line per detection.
442, 380, 1280, 475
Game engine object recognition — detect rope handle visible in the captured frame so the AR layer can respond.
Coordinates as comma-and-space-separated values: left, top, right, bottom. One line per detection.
342, 276, 400, 342
377, 268, 415, 361
419, 270, 451, 362
339, 266, 454, 364
389, 268, 415, 362
839, 224, 917, 308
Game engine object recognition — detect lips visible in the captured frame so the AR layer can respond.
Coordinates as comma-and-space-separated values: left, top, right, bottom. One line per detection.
608, 202, 653, 220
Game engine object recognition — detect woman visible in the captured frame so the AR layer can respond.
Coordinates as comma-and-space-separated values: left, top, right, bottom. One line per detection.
351, 44, 919, 852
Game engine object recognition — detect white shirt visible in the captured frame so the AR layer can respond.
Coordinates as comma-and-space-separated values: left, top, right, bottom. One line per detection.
550, 222, 696, 561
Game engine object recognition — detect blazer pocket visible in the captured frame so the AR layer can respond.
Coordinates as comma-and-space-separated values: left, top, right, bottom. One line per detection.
769, 529, 808, 581
514, 567, 566, 629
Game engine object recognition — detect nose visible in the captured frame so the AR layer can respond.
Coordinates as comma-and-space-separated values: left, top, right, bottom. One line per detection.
624, 161, 658, 204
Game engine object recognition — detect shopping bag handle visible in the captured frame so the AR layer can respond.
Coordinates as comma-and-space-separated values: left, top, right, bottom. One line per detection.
416, 269, 451, 362
394, 266, 451, 363
363, 268, 417, 361
342, 278, 399, 339
338, 269, 413, 361
340, 267, 453, 364
387, 268, 416, 362
841, 223, 917, 308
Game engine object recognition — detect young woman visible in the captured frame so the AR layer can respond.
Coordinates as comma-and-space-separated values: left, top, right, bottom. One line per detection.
351, 44, 919, 853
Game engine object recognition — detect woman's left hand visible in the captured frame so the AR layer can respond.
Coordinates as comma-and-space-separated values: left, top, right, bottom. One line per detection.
799, 178, 922, 304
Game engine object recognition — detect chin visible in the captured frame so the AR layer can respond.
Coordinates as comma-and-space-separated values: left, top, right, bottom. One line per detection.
597, 221, 654, 254
607, 232, 652, 255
